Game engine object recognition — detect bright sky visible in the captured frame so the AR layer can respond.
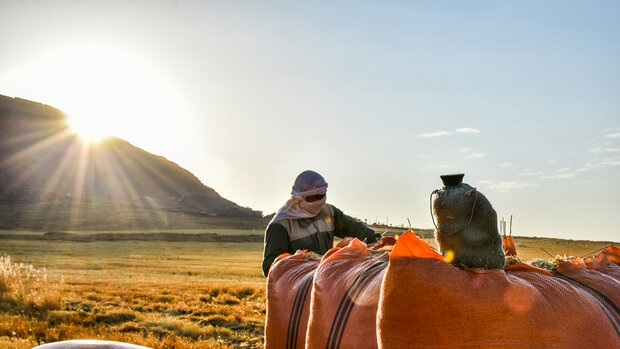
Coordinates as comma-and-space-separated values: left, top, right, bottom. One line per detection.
1, 1, 618, 242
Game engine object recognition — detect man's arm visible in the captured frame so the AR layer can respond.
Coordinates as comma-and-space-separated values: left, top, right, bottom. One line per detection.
332, 205, 379, 243
262, 223, 290, 277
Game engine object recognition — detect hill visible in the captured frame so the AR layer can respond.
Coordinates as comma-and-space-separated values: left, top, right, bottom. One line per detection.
0, 94, 266, 231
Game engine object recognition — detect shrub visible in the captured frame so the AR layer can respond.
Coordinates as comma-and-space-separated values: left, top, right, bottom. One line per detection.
0, 255, 62, 315
1, 255, 44, 295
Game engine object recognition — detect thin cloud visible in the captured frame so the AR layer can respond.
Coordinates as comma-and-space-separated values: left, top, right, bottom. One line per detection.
543, 167, 575, 179
416, 127, 481, 138
456, 127, 481, 134
518, 170, 542, 177
416, 131, 452, 138
487, 181, 538, 192
603, 132, 620, 139
577, 158, 620, 170
543, 173, 575, 179
576, 164, 595, 172
590, 147, 620, 153
600, 158, 620, 167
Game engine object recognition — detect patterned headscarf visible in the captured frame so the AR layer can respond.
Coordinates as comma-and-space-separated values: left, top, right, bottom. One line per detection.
271, 170, 328, 222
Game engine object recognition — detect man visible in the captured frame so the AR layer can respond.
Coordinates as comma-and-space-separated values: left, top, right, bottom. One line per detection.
262, 170, 379, 276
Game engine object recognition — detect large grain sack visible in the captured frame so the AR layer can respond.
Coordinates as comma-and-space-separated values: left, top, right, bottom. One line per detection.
377, 231, 620, 349
265, 250, 321, 349
306, 238, 388, 349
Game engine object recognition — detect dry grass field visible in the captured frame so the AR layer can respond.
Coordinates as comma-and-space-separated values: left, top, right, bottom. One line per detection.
0, 229, 616, 349
0, 230, 266, 349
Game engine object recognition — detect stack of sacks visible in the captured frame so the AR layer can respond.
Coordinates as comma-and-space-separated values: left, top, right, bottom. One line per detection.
266, 231, 619, 348
265, 236, 393, 349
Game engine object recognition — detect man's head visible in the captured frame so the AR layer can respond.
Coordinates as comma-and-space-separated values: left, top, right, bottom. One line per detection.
292, 170, 328, 194
291, 170, 328, 217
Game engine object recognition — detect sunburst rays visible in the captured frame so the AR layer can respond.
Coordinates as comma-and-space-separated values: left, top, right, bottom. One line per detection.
0, 115, 174, 230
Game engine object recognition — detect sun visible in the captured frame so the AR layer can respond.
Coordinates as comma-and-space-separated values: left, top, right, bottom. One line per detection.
1, 42, 192, 149
67, 113, 115, 143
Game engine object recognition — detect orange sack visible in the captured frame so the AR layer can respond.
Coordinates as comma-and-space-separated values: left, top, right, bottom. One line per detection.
502, 235, 517, 257
377, 232, 620, 349
265, 250, 320, 349
553, 245, 620, 326
306, 238, 388, 349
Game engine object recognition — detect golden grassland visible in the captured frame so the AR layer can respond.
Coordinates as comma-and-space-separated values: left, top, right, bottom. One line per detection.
0, 229, 616, 349
1, 232, 265, 349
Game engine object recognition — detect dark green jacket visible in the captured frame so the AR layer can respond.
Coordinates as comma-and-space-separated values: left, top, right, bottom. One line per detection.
262, 204, 377, 276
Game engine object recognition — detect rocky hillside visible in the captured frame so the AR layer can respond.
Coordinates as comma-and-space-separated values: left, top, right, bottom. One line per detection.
0, 94, 263, 231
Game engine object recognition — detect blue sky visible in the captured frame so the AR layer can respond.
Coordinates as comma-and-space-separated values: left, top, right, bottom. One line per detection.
1, 1, 618, 242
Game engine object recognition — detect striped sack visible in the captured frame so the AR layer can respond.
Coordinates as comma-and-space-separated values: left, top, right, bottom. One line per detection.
306, 238, 388, 349
265, 250, 320, 349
